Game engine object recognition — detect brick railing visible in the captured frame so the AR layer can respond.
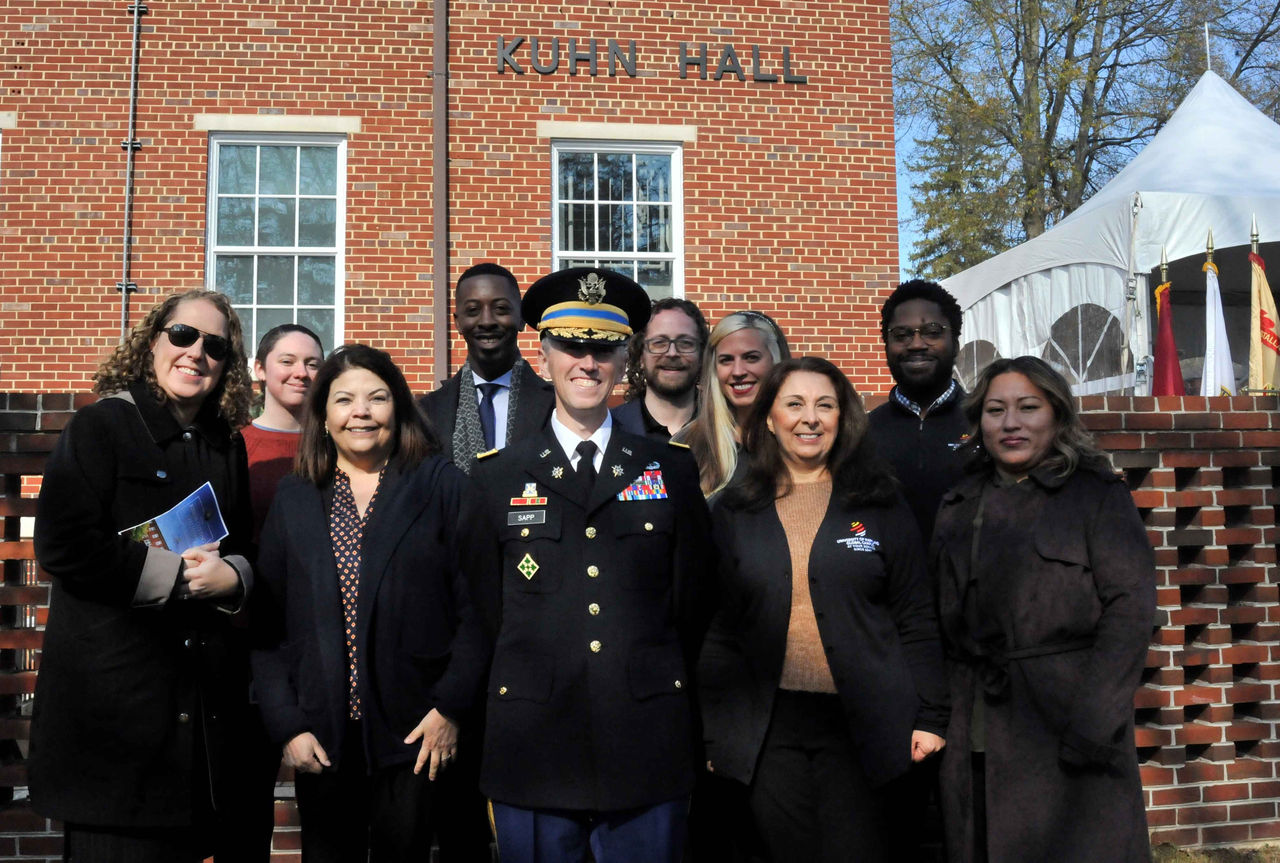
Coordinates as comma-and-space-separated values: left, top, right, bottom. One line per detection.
0, 392, 1275, 857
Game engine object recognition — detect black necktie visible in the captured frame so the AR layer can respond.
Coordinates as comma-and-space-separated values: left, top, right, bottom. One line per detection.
478, 383, 502, 450
575, 440, 598, 490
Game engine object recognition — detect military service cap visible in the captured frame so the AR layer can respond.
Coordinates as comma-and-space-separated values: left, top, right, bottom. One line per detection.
522, 267, 652, 346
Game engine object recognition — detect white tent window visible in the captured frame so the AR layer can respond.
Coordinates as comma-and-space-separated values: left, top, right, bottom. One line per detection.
956, 340, 1000, 391
1042, 304, 1132, 390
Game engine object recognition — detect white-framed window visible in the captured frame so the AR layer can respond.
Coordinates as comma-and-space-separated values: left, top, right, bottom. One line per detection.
551, 140, 683, 299
205, 133, 346, 356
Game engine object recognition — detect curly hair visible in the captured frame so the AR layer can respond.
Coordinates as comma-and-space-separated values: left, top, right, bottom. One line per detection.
93, 290, 253, 429
960, 355, 1112, 478
623, 298, 711, 400
880, 279, 963, 342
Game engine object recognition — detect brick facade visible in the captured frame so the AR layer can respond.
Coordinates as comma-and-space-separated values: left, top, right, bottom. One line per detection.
0, 395, 1277, 859
0, 0, 898, 396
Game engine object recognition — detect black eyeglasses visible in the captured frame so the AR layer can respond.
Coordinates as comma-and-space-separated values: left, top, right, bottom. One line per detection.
887, 323, 949, 345
161, 323, 231, 361
644, 336, 700, 355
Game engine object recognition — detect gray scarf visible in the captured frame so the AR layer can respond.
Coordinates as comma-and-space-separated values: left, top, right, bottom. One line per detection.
451, 358, 530, 474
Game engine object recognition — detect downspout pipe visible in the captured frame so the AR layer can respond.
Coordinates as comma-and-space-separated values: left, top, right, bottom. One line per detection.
117, 1, 148, 339
431, 0, 450, 384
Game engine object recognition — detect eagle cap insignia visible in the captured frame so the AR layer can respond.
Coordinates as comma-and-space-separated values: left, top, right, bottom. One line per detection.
578, 272, 607, 305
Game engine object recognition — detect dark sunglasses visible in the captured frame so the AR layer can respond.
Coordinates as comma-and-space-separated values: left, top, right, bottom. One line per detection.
887, 323, 949, 345
161, 323, 231, 361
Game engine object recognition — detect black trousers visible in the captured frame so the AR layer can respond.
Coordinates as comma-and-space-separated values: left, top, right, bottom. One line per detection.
748, 690, 888, 863
295, 720, 457, 863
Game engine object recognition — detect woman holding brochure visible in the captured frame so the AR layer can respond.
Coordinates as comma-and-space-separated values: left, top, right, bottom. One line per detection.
31, 289, 257, 862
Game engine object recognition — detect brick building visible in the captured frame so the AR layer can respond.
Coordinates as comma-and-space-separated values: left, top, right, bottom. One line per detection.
0, 0, 899, 395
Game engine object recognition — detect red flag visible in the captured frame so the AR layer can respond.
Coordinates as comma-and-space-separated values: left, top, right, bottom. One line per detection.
1152, 281, 1186, 396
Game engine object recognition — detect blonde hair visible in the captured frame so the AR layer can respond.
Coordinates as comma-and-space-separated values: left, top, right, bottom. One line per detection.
678, 311, 789, 496
93, 290, 253, 429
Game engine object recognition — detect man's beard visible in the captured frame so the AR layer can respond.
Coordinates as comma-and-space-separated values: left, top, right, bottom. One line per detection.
647, 363, 698, 399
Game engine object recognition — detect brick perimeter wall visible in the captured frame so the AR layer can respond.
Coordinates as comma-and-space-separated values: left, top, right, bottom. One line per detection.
0, 393, 1277, 859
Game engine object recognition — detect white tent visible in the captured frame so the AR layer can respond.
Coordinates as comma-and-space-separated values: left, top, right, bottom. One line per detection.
940, 71, 1280, 394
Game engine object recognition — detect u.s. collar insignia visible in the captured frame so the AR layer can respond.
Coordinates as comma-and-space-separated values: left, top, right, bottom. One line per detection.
611, 465, 624, 477
552, 466, 565, 479
578, 272, 607, 305
621, 446, 633, 457
517, 553, 539, 580
539, 448, 552, 458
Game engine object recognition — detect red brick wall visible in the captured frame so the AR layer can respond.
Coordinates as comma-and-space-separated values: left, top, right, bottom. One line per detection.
0, 0, 898, 398
0, 393, 1277, 858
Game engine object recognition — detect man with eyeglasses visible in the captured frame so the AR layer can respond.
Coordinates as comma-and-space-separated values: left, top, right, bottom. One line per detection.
612, 298, 709, 441
868, 279, 967, 545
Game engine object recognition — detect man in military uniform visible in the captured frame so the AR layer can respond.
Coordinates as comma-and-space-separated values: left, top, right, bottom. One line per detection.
467, 267, 713, 863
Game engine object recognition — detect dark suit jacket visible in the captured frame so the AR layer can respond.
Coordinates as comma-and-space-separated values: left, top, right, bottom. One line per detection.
699, 490, 948, 788
251, 456, 492, 772
418, 359, 555, 463
31, 383, 253, 827
465, 428, 714, 811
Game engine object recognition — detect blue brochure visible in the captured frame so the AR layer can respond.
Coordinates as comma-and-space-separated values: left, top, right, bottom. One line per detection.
120, 481, 228, 552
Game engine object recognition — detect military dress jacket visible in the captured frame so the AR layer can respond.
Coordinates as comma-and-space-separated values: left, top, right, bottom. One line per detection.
467, 427, 714, 812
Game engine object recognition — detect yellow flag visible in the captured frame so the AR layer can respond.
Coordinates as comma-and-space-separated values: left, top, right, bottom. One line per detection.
1250, 252, 1280, 392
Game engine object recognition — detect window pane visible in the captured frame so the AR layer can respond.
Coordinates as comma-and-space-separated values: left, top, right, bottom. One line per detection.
562, 259, 597, 270
260, 146, 297, 195
233, 307, 254, 359
597, 154, 633, 201
298, 256, 336, 305
218, 146, 257, 195
636, 155, 671, 202
299, 307, 335, 354
299, 147, 337, 195
299, 199, 337, 247
215, 255, 254, 304
559, 203, 593, 252
637, 261, 673, 299
216, 198, 255, 246
602, 261, 636, 280
598, 204, 633, 252
256, 255, 295, 305
558, 153, 594, 200
255, 307, 295, 350
637, 205, 671, 253
258, 198, 297, 246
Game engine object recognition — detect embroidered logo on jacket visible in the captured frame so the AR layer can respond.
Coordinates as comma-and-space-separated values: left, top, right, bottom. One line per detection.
836, 521, 880, 552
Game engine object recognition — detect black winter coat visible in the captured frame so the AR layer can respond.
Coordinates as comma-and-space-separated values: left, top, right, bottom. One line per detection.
699, 490, 948, 788
250, 457, 491, 772
931, 465, 1155, 863
30, 383, 253, 827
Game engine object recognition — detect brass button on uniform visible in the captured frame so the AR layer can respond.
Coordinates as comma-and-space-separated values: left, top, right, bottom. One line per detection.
585, 526, 597, 539
588, 603, 600, 616
521, 528, 530, 537
590, 640, 602, 653
499, 686, 508, 695
644, 522, 654, 532
587, 565, 600, 578
674, 680, 683, 689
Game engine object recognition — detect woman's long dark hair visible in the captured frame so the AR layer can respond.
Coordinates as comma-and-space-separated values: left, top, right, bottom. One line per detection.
725, 356, 897, 511
295, 344, 440, 486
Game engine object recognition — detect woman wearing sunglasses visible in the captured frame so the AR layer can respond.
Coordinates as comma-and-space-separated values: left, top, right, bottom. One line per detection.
30, 290, 259, 862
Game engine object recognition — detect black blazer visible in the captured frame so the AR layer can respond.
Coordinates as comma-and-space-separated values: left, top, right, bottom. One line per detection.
699, 490, 948, 788
418, 360, 555, 463
465, 428, 714, 811
251, 456, 491, 772
31, 383, 253, 827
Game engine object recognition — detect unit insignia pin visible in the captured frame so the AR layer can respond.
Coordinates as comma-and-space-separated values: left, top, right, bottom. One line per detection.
552, 466, 565, 479
517, 553, 539, 580
611, 465, 624, 477
523, 482, 539, 498
578, 272, 607, 305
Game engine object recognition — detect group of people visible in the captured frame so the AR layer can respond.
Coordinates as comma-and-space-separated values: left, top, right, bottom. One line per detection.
28, 263, 1156, 863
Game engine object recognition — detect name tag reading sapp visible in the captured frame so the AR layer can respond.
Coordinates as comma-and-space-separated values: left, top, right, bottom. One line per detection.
508, 510, 547, 526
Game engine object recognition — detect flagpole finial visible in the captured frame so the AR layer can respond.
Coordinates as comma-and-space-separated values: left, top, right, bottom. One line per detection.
1252, 214, 1260, 255
1206, 228, 1215, 264
1161, 246, 1169, 283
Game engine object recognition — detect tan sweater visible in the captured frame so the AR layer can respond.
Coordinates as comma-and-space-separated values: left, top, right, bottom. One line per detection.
776, 476, 837, 693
